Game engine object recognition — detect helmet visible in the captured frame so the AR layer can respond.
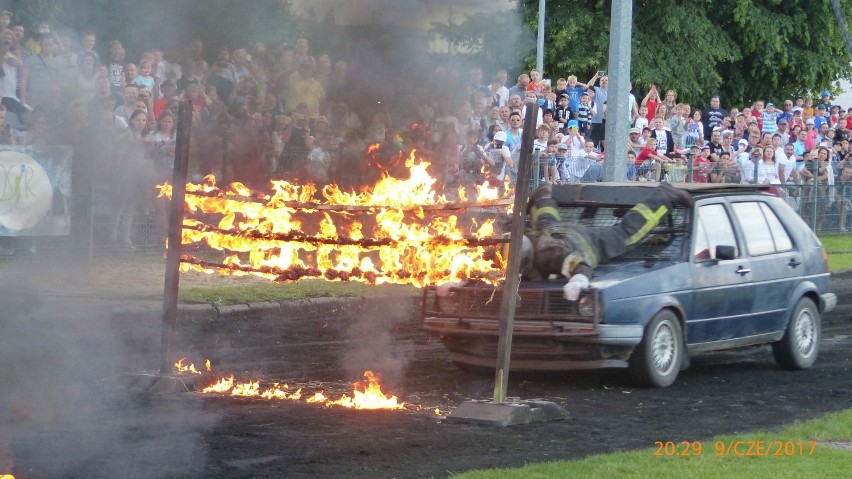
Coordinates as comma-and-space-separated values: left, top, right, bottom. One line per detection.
493, 131, 507, 142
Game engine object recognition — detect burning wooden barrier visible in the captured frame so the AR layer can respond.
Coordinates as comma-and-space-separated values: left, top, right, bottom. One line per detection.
157, 153, 512, 288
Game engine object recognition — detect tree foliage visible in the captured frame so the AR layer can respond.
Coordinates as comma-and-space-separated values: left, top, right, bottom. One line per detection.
433, 0, 852, 106
1, 0, 298, 60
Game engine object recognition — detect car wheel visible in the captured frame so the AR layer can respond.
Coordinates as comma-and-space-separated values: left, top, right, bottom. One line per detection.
628, 310, 683, 388
772, 297, 820, 370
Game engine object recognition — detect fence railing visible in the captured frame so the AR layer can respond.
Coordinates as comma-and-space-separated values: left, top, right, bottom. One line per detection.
1, 155, 847, 258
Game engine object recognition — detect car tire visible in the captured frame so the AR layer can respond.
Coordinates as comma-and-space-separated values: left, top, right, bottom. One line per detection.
772, 297, 820, 370
628, 310, 683, 388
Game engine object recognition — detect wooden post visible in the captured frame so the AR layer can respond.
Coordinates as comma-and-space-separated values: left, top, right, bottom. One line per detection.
160, 100, 192, 373
492, 101, 538, 404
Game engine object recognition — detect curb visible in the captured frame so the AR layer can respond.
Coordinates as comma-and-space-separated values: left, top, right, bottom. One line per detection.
174, 294, 421, 320
831, 269, 852, 280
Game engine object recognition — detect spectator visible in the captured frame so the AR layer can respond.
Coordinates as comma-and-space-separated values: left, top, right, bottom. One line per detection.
650, 117, 674, 156
506, 73, 529, 101
88, 75, 123, 121
641, 85, 660, 121
634, 137, 670, 182
586, 71, 607, 149
668, 103, 688, 149
711, 151, 741, 183
563, 75, 587, 114
283, 59, 324, 119
106, 40, 125, 94
756, 145, 781, 184
0, 28, 26, 125
661, 89, 678, 120
835, 162, 852, 231
21, 33, 58, 107
134, 59, 157, 98
703, 95, 727, 135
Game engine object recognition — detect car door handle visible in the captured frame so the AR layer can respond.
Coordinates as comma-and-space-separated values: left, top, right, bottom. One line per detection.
736, 266, 751, 276
788, 258, 802, 268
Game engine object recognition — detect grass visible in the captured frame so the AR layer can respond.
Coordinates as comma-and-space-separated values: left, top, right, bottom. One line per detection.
178, 279, 417, 304
820, 234, 852, 272
451, 409, 852, 479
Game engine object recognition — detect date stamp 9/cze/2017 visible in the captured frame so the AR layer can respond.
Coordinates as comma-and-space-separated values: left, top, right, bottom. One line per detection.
654, 440, 817, 457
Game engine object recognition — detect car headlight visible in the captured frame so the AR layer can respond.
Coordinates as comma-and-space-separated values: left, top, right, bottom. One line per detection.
576, 293, 596, 316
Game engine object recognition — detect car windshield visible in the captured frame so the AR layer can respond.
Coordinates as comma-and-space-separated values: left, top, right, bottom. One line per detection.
556, 204, 689, 262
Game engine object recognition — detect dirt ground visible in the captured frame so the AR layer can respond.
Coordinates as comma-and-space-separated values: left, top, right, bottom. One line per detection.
2, 259, 852, 478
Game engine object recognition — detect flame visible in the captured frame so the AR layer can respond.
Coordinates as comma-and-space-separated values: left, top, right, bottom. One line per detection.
323, 371, 405, 410
158, 152, 511, 288
202, 375, 234, 393
174, 357, 202, 375
0, 475, 15, 479
195, 361, 418, 411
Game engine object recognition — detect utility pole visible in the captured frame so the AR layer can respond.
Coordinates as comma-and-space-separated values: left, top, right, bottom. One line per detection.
536, 0, 545, 73
602, 1, 632, 182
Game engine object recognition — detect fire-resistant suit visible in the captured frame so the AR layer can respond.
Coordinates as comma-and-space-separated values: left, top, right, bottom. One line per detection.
521, 183, 692, 287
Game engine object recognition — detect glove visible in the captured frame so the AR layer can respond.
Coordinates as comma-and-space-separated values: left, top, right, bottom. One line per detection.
563, 274, 590, 301
560, 253, 583, 277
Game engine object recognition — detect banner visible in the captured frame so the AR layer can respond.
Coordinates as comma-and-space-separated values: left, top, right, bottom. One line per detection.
0, 146, 72, 236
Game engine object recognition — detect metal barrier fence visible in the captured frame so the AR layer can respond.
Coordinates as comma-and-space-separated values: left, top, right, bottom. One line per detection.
1, 155, 847, 258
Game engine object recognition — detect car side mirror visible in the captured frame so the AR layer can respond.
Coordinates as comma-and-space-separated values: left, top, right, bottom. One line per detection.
715, 245, 736, 260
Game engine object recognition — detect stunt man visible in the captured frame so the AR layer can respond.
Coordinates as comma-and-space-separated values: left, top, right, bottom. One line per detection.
521, 183, 693, 299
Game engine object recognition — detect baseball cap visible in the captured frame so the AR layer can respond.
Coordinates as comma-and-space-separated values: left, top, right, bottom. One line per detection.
821, 90, 830, 97
567, 119, 579, 129
738, 139, 748, 148
629, 127, 640, 134
559, 93, 569, 100
557, 143, 568, 150
778, 118, 788, 124
701, 145, 711, 150
766, 102, 775, 108
690, 144, 700, 150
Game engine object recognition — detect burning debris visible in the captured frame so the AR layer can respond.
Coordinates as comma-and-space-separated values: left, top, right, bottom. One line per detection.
158, 152, 512, 288
183, 361, 441, 415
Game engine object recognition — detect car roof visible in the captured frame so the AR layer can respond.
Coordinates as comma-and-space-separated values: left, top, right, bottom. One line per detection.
550, 182, 773, 206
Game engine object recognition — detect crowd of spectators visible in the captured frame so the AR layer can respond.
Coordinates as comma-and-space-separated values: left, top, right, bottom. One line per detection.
0, 10, 848, 245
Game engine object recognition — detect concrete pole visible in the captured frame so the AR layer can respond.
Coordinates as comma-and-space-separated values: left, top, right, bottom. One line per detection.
536, 0, 545, 73
602, 0, 633, 182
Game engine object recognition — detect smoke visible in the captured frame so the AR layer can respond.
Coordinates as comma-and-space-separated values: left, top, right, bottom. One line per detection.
0, 258, 217, 478
337, 296, 419, 387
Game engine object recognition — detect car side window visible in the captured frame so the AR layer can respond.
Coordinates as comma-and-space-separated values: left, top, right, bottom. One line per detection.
693, 203, 738, 261
731, 201, 791, 256
760, 203, 794, 252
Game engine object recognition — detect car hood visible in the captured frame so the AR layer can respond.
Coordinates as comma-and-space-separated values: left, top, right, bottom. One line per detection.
588, 260, 690, 297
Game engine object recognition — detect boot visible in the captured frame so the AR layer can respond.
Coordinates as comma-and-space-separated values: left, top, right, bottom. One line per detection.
657, 183, 693, 207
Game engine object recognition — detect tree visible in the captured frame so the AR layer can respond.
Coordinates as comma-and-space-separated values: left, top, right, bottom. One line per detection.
3, 0, 298, 61
433, 0, 852, 106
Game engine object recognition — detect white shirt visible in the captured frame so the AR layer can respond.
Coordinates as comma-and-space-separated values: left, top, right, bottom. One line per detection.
776, 148, 796, 182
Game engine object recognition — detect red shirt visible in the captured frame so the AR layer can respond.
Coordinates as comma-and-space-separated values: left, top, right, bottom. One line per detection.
693, 157, 712, 183
635, 147, 656, 167
645, 100, 658, 121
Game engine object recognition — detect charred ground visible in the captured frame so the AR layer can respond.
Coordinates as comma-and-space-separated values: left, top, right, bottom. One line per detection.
3, 270, 852, 478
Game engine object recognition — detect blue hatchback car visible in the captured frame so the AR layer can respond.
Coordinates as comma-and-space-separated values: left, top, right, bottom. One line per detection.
422, 183, 837, 387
